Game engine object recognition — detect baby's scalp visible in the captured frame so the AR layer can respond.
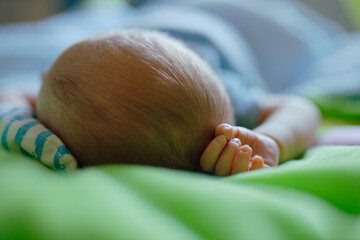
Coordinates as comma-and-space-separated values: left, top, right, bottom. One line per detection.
37, 29, 234, 170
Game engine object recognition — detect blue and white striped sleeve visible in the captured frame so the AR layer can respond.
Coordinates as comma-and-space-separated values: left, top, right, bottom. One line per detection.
0, 104, 78, 172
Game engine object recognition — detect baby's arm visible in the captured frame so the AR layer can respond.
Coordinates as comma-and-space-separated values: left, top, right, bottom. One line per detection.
200, 94, 320, 176
254, 95, 320, 163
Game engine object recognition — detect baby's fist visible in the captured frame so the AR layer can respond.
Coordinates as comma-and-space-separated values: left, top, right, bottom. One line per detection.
200, 124, 273, 176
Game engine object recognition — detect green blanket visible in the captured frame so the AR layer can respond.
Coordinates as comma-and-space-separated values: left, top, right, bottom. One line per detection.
312, 95, 360, 123
1, 145, 359, 240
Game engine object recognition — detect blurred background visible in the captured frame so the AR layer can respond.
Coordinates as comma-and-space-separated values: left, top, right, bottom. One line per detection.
0, 0, 359, 94
0, 0, 359, 30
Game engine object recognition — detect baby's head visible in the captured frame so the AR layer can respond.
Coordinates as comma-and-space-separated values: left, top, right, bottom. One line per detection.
37, 30, 234, 171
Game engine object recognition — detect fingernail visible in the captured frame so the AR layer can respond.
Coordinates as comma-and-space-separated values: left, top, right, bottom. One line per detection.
223, 126, 231, 131
240, 145, 251, 153
230, 138, 240, 145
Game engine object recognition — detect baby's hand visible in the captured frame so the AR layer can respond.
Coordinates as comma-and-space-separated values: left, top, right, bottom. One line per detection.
200, 123, 280, 176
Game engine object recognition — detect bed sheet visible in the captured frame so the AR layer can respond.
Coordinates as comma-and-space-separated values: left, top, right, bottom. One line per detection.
0, 145, 359, 240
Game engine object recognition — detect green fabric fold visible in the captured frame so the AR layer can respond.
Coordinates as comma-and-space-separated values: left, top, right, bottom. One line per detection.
1, 146, 360, 240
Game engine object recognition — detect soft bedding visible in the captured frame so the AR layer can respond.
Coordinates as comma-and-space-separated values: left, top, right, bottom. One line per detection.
0, 145, 360, 240
312, 94, 360, 122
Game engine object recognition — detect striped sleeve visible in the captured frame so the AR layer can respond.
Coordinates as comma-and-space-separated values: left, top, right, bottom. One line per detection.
0, 104, 78, 172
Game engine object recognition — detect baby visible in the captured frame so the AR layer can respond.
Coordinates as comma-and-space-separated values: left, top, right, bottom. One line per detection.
1, 30, 320, 175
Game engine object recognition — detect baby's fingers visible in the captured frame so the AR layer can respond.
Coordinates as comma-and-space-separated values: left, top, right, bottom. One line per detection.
231, 145, 252, 175
250, 155, 264, 171
215, 138, 241, 176
200, 135, 227, 172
